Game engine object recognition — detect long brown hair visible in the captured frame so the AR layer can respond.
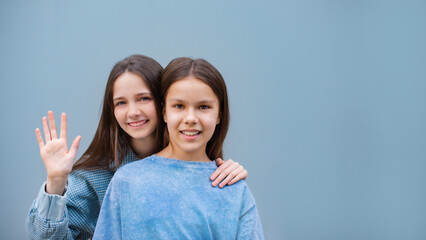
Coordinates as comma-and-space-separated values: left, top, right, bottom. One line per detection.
160, 57, 230, 160
73, 54, 163, 171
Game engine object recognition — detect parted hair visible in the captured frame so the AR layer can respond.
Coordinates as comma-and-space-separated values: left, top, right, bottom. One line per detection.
160, 57, 230, 160
72, 54, 163, 171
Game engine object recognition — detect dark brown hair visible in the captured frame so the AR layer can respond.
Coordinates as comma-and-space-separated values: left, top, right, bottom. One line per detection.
160, 57, 230, 160
73, 54, 163, 171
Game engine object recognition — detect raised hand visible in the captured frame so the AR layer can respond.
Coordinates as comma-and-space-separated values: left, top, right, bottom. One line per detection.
210, 158, 248, 188
35, 111, 81, 195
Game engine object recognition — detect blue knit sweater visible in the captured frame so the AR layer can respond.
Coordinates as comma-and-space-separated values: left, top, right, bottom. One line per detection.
93, 155, 264, 239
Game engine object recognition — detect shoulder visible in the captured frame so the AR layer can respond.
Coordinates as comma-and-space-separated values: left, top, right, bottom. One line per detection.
237, 181, 258, 209
67, 168, 113, 197
224, 178, 248, 190
221, 180, 255, 204
70, 168, 113, 185
235, 180, 254, 198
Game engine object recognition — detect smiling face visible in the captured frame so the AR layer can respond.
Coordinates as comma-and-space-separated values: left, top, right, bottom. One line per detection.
163, 76, 220, 162
113, 72, 158, 144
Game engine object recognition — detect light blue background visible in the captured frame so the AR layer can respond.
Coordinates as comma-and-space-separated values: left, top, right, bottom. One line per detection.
1, 0, 425, 239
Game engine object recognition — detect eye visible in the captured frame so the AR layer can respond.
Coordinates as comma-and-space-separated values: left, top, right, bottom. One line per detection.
139, 96, 151, 102
199, 105, 210, 110
115, 101, 125, 106
174, 104, 184, 109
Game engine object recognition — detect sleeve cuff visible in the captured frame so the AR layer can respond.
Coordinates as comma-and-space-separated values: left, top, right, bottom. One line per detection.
35, 182, 68, 221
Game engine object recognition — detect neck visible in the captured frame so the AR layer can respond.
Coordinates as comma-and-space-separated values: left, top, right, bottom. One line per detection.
156, 144, 211, 162
131, 134, 157, 159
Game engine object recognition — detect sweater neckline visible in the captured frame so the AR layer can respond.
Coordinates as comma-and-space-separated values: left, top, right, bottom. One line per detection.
149, 154, 217, 169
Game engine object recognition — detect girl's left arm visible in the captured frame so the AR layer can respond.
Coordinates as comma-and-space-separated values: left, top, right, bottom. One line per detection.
211, 158, 248, 188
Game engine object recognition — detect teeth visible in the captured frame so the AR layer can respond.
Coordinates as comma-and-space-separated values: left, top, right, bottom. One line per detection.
129, 120, 147, 127
181, 131, 200, 136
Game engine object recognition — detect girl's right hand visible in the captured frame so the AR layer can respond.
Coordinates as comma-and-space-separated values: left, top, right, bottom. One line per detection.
35, 111, 81, 195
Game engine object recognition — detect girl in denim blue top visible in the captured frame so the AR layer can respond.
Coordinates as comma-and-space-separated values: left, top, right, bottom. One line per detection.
26, 55, 249, 239
94, 57, 264, 239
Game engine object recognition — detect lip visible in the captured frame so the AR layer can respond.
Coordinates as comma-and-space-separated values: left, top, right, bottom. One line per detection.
180, 129, 201, 140
127, 119, 148, 128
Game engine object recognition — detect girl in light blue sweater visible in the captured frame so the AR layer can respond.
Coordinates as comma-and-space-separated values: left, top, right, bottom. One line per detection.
94, 57, 264, 239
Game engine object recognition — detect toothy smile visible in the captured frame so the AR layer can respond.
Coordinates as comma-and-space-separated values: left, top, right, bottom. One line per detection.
180, 131, 201, 136
128, 120, 148, 127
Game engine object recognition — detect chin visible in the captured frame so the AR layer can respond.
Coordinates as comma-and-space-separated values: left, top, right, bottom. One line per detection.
127, 130, 152, 140
181, 145, 206, 154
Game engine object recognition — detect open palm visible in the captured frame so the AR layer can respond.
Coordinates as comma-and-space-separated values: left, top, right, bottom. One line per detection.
35, 111, 81, 194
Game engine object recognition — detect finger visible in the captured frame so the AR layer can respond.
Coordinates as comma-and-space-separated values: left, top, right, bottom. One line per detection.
211, 161, 239, 187
69, 135, 81, 159
241, 169, 248, 180
218, 165, 243, 188
42, 116, 51, 142
60, 113, 67, 140
215, 158, 224, 166
226, 170, 248, 186
210, 159, 233, 181
35, 128, 45, 149
48, 111, 58, 139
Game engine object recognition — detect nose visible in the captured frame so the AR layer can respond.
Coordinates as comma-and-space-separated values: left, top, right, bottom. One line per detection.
128, 103, 141, 119
184, 108, 198, 125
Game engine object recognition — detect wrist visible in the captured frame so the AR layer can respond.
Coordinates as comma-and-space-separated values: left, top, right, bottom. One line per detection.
46, 176, 67, 195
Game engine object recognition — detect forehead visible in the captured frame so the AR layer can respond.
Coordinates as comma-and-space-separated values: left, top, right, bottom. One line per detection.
113, 72, 150, 95
166, 77, 218, 102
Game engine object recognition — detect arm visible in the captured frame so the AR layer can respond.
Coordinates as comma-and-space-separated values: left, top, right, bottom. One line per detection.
26, 183, 70, 240
210, 158, 248, 188
26, 111, 86, 239
26, 174, 99, 240
236, 186, 265, 240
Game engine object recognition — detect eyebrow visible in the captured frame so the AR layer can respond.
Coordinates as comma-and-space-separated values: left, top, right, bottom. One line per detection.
168, 98, 217, 104
113, 92, 151, 101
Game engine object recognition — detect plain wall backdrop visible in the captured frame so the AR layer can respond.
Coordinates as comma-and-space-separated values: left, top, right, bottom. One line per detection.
1, 0, 425, 239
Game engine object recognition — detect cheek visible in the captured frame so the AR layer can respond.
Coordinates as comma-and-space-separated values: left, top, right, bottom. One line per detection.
114, 108, 126, 125
164, 110, 181, 129
205, 114, 220, 132
212, 110, 221, 125
165, 112, 179, 126
147, 104, 158, 121
113, 108, 120, 122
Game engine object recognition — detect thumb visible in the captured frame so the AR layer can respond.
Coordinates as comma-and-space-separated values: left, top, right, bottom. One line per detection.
215, 158, 224, 166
